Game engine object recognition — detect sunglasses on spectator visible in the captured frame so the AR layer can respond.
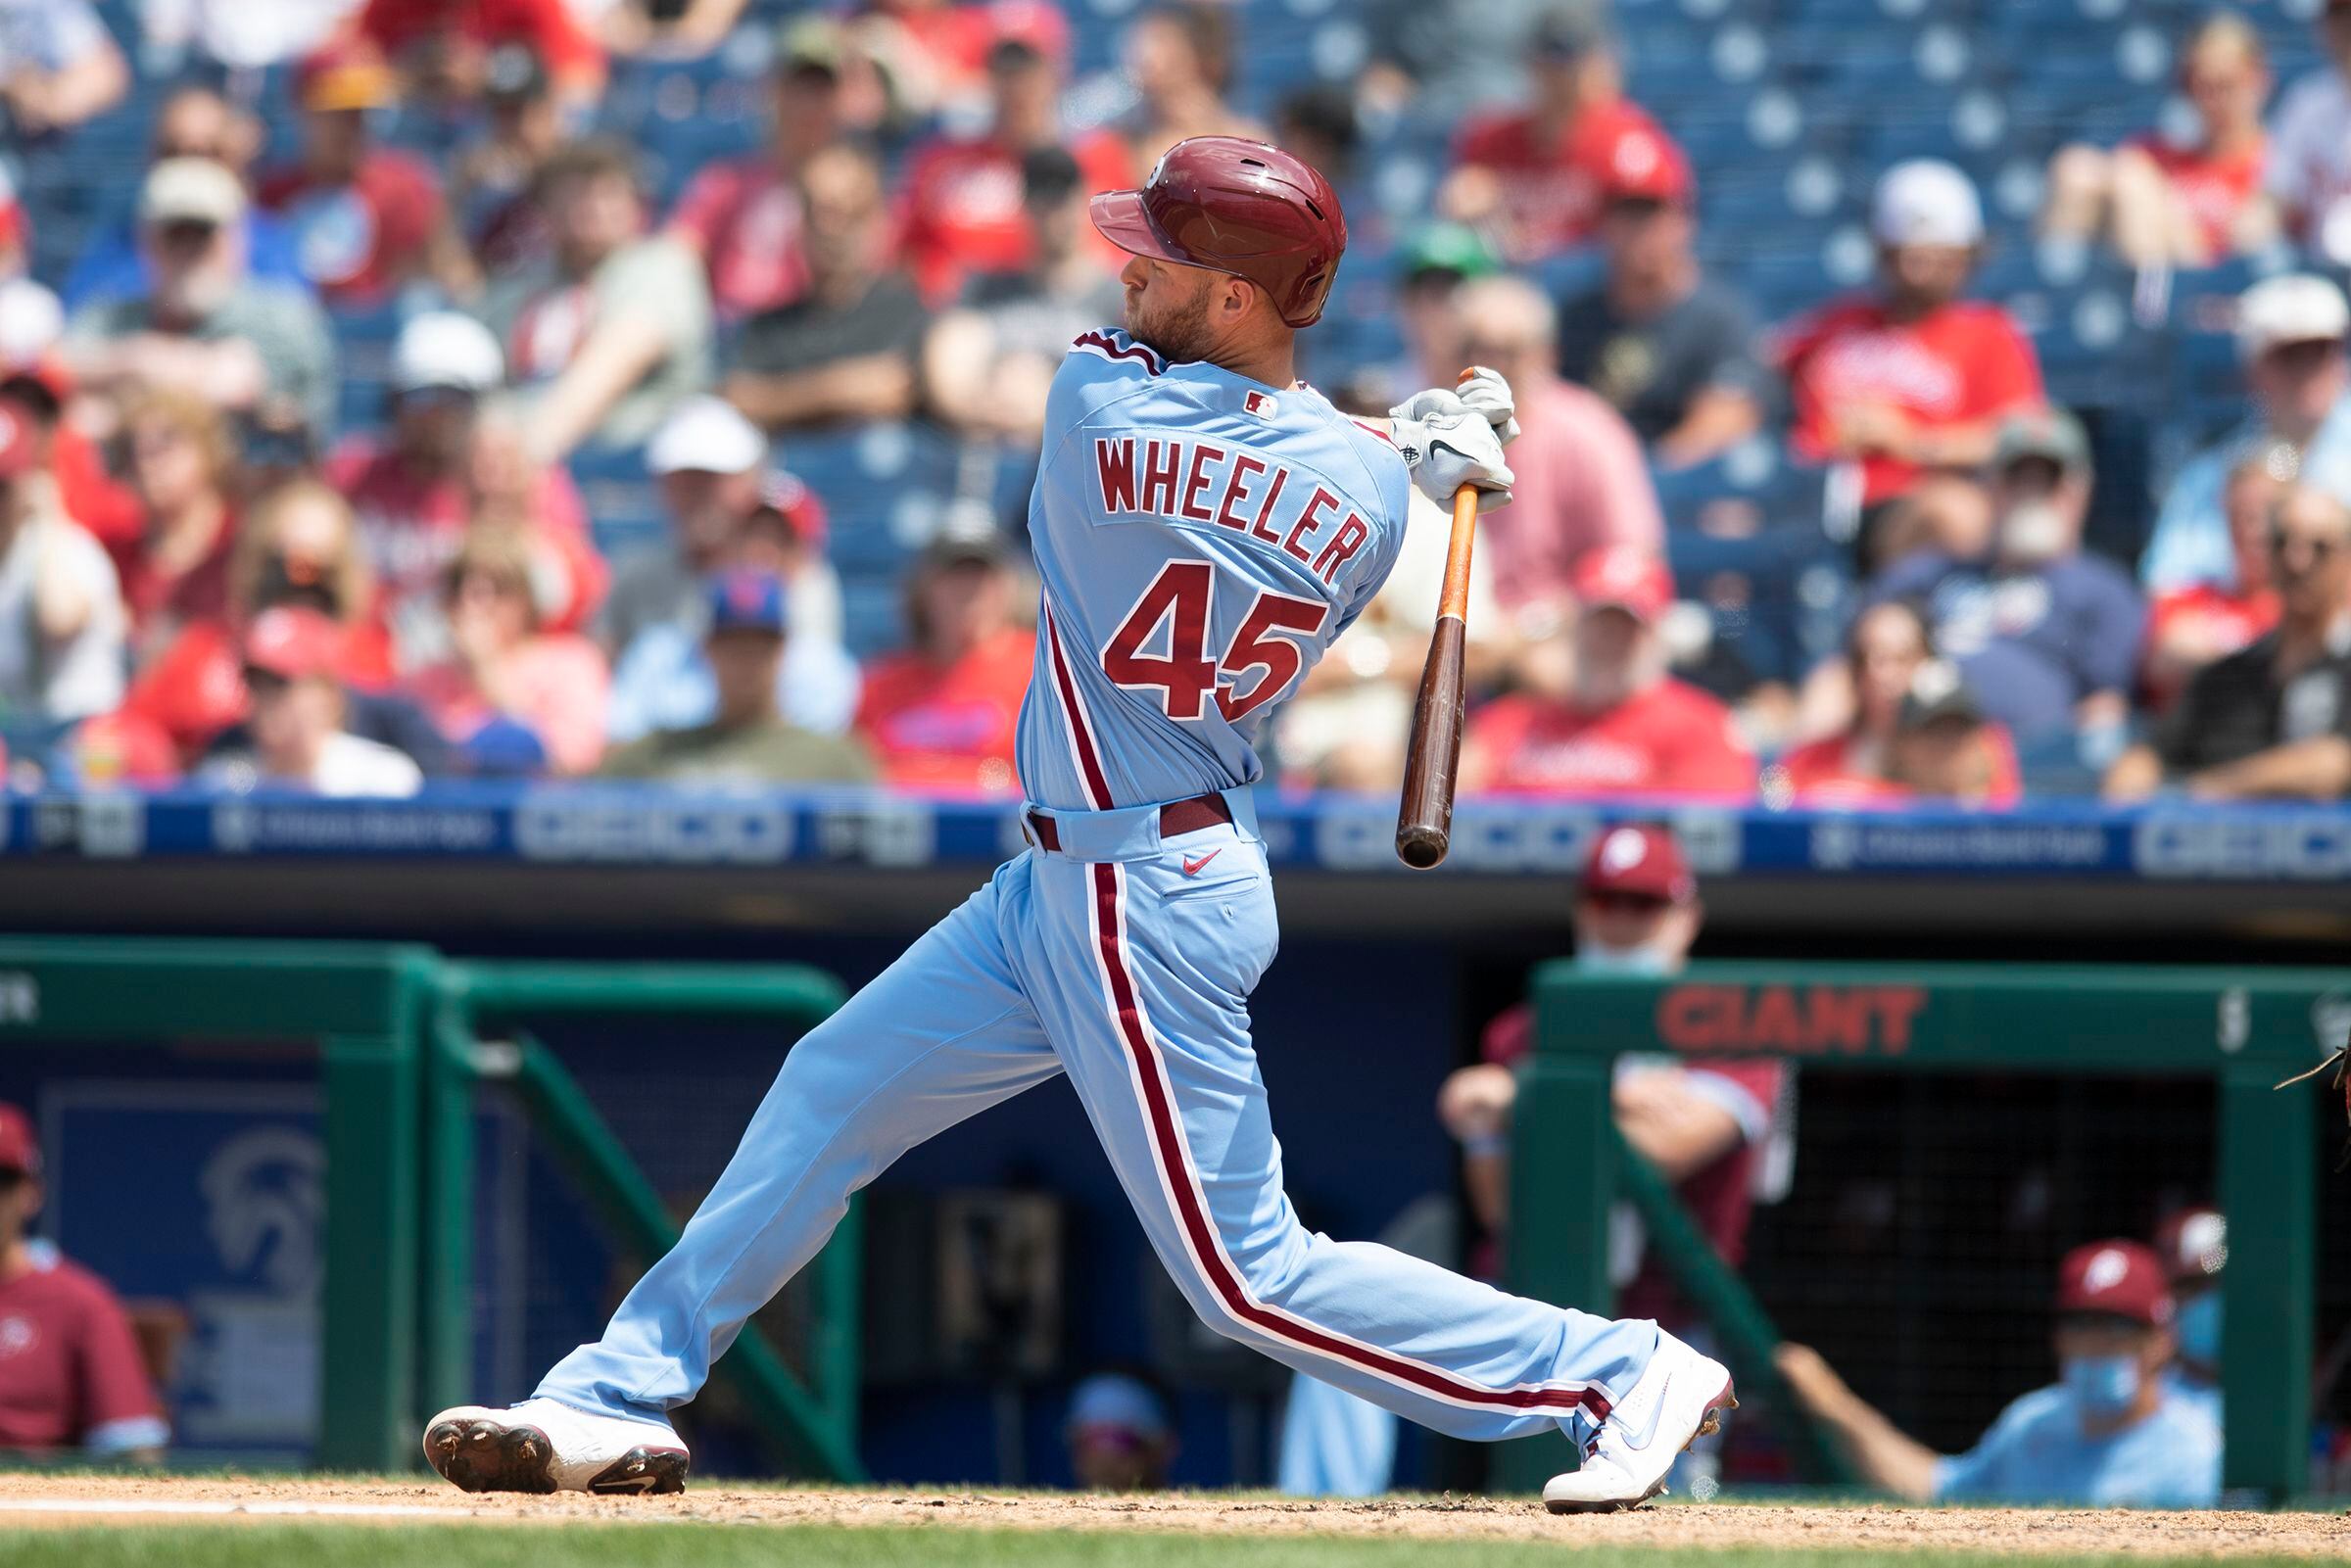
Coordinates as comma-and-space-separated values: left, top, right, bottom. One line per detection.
1581, 889, 1674, 917
241, 667, 292, 698
2264, 338, 2342, 371
2272, 529, 2347, 560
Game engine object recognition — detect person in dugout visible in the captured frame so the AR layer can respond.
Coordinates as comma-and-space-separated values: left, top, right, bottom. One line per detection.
1277, 824, 1789, 1496
0, 1103, 168, 1459
1775, 1239, 2220, 1507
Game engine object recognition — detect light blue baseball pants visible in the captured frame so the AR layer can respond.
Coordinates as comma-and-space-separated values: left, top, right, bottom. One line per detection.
538, 790, 1658, 1449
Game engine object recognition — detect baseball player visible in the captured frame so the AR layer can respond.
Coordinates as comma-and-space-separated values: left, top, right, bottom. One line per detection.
425, 137, 1733, 1512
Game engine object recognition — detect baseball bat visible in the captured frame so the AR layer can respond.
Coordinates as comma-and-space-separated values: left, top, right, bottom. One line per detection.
1395, 480, 1481, 870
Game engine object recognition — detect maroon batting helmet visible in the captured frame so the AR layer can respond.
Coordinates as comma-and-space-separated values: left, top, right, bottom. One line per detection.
1089, 136, 1347, 328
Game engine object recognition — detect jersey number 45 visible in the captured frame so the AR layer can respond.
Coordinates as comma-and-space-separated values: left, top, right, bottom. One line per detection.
1102, 561, 1329, 723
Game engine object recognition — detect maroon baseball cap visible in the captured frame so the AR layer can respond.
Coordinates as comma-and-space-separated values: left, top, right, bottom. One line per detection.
0, 1102, 39, 1177
1599, 123, 1693, 207
2152, 1208, 2227, 1286
1580, 824, 1696, 904
1571, 546, 1674, 623
2056, 1240, 2173, 1327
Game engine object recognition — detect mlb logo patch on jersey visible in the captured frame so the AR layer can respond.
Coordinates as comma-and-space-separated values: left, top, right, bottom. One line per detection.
1244, 390, 1279, 418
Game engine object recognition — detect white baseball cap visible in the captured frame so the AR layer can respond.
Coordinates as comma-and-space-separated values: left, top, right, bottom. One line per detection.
1871, 159, 1982, 249
2235, 273, 2351, 363
392, 311, 505, 394
140, 157, 247, 228
0, 279, 63, 370
647, 395, 767, 476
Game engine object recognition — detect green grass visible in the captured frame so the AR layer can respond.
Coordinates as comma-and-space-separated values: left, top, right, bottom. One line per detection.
0, 1526, 2331, 1568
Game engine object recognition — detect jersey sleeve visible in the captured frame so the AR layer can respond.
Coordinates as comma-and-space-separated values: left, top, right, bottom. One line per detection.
72, 1275, 164, 1451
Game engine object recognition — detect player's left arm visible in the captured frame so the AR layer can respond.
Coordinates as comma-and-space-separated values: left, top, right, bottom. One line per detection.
1612, 1069, 1748, 1183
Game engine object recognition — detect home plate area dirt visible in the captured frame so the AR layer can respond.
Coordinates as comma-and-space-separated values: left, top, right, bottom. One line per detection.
0, 1475, 2345, 1556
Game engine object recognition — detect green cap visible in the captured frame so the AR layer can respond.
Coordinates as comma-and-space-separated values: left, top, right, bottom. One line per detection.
1397, 222, 1500, 285
1991, 406, 2092, 477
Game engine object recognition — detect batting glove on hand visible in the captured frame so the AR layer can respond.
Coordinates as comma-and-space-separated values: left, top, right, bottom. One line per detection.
1388, 395, 1515, 513
1457, 365, 1520, 446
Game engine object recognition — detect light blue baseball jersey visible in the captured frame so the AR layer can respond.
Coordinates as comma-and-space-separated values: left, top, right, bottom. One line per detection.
1931, 1381, 2222, 1508
1015, 329, 1411, 812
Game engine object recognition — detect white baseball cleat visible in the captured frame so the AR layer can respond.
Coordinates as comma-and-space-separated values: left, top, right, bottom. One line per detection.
1543, 1330, 1735, 1514
423, 1398, 691, 1495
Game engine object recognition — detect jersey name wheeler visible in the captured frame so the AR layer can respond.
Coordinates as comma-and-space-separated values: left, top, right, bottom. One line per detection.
1016, 330, 1411, 812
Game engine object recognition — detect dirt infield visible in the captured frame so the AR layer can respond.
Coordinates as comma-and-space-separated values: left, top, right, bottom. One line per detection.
0, 1476, 2344, 1557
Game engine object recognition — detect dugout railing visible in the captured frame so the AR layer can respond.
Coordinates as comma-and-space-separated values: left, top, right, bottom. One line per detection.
1503, 962, 2332, 1501
0, 938, 862, 1479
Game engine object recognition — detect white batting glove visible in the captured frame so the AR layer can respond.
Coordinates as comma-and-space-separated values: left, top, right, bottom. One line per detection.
1456, 364, 1520, 446
1388, 394, 1514, 513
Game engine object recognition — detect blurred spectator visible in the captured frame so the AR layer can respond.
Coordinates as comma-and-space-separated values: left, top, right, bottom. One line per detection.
2143, 274, 2351, 594
0, 1104, 166, 1460
0, 390, 125, 725
2261, 0, 2351, 268
1444, 4, 1676, 264
123, 475, 416, 767
138, 0, 356, 72
327, 312, 601, 670
924, 147, 1126, 444
893, 5, 1129, 308
1359, 0, 1556, 126
196, 604, 424, 794
602, 395, 842, 649
2152, 1209, 2225, 1428
1778, 1241, 2219, 1507
2142, 451, 2282, 709
608, 458, 858, 741
599, 570, 876, 784
0, 302, 145, 573
1119, 3, 1266, 169
445, 43, 562, 289
1779, 161, 2044, 511
481, 138, 713, 460
408, 527, 607, 775
1274, 85, 1361, 196
255, 40, 451, 309
1066, 1370, 1176, 1492
353, 0, 602, 112
1555, 124, 1770, 468
855, 524, 1032, 795
1367, 222, 1498, 408
62, 159, 337, 447
117, 385, 240, 654
665, 20, 846, 321
2042, 12, 2272, 270
2106, 483, 2351, 803
1776, 601, 2021, 808
0, 0, 129, 139
1871, 409, 2143, 749
1286, 825, 1784, 1497
1279, 476, 1505, 791
463, 399, 607, 626
1460, 549, 1754, 798
1448, 276, 1663, 632
598, 0, 747, 60
727, 144, 925, 433
1885, 661, 2020, 809
60, 86, 311, 312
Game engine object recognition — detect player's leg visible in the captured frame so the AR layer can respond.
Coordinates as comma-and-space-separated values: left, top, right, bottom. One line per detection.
428, 859, 1062, 1493
1018, 831, 1692, 1461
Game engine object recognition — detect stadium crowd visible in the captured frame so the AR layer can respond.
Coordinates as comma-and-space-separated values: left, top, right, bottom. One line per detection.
0, 0, 2345, 808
